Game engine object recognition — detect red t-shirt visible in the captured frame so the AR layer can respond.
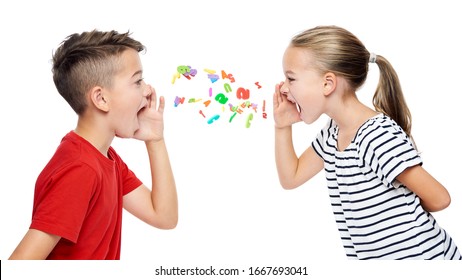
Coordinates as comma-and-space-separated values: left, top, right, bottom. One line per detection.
30, 131, 142, 259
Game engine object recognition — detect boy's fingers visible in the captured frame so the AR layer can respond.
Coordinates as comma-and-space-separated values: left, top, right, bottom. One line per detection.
149, 87, 164, 113
158, 96, 165, 113
149, 86, 157, 108
147, 92, 152, 108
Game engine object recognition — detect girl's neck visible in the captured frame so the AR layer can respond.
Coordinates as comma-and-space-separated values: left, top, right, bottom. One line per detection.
330, 95, 378, 134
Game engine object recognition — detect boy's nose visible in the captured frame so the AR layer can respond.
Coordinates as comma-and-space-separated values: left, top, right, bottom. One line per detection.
143, 84, 152, 97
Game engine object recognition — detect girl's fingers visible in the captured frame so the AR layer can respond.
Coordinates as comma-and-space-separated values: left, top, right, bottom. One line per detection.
273, 92, 279, 109
273, 84, 281, 108
276, 83, 285, 103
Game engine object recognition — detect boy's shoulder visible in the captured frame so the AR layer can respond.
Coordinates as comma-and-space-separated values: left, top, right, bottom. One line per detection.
39, 131, 113, 179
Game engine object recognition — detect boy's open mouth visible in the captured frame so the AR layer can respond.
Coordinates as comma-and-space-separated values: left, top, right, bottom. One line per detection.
137, 100, 148, 115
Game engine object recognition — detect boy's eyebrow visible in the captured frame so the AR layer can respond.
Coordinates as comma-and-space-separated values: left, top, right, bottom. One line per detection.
285, 70, 295, 75
131, 70, 143, 78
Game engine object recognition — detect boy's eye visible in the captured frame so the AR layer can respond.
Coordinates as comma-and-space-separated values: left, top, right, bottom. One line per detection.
287, 77, 295, 82
135, 78, 144, 85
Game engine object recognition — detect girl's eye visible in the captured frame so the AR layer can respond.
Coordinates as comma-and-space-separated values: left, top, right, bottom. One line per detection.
287, 77, 295, 82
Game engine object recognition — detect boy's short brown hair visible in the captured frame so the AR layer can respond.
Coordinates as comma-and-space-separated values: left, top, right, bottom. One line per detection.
52, 30, 145, 115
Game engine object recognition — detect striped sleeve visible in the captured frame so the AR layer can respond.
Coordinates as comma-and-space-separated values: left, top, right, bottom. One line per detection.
312, 119, 335, 161
357, 117, 422, 188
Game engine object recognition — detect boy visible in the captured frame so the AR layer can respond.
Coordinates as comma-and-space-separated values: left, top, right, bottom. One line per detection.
9, 30, 178, 260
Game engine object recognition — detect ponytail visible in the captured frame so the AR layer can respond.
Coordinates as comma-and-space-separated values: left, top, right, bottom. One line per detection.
372, 55, 413, 139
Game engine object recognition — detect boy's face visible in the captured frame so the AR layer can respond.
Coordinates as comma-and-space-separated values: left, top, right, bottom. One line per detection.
105, 48, 150, 138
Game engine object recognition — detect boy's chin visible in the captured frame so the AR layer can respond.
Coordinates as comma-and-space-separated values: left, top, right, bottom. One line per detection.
114, 131, 136, 139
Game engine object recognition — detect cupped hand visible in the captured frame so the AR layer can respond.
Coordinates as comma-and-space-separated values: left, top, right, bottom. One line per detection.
133, 85, 165, 142
273, 82, 302, 128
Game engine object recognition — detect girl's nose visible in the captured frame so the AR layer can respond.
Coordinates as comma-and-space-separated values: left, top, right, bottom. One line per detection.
280, 82, 289, 95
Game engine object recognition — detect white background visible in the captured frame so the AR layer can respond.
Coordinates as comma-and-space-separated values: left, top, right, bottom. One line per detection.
1, 0, 461, 279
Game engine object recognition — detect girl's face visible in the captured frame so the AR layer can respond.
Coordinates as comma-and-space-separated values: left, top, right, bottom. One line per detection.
105, 48, 151, 138
281, 46, 327, 124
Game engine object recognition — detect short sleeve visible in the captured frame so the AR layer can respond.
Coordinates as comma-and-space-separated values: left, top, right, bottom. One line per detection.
357, 117, 422, 188
108, 147, 143, 195
31, 163, 98, 243
312, 119, 336, 161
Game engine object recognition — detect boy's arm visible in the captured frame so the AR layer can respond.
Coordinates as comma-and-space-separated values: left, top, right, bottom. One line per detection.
9, 229, 60, 260
123, 139, 178, 229
124, 86, 178, 229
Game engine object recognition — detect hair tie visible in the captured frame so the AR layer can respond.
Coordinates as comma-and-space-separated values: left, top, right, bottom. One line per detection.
369, 53, 377, 63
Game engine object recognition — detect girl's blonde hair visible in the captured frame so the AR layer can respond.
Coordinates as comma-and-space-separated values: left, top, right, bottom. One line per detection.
291, 25, 412, 138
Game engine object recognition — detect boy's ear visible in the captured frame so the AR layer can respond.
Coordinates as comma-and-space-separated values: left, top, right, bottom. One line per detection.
89, 86, 109, 112
323, 72, 337, 96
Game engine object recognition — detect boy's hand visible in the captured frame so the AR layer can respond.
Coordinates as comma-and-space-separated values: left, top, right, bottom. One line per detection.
273, 82, 301, 128
134, 85, 165, 142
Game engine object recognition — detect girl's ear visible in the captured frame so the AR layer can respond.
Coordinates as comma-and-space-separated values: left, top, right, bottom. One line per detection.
89, 86, 109, 112
323, 72, 337, 96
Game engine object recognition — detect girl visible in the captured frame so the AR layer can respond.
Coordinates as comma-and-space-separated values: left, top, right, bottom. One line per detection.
273, 25, 461, 260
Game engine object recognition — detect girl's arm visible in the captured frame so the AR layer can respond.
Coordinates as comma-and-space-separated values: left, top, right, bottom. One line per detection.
273, 83, 323, 189
397, 165, 451, 212
275, 127, 324, 189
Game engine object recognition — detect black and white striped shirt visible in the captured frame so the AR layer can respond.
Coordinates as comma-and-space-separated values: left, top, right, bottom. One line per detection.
312, 114, 461, 259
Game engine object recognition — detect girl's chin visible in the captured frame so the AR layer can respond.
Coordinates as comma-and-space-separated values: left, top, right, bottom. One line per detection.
300, 112, 316, 125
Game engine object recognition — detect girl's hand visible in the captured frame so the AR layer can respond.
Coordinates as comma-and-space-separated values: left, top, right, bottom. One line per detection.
273, 82, 301, 128
134, 85, 165, 142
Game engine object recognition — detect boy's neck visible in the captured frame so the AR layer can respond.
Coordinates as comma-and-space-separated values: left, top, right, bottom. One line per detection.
74, 116, 114, 157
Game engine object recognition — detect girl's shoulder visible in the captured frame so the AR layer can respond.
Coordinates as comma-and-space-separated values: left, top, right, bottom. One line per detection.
356, 114, 405, 140
354, 113, 413, 154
